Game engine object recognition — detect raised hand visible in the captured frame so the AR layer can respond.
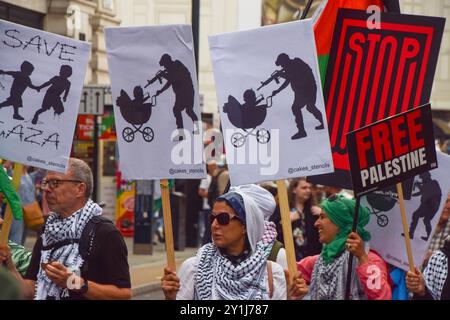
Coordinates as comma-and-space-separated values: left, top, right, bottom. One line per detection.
346, 232, 368, 264
288, 271, 308, 300
406, 267, 426, 296
161, 266, 180, 300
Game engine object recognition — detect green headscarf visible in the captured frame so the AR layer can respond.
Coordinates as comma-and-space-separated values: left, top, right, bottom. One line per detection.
320, 195, 371, 264
0, 164, 23, 220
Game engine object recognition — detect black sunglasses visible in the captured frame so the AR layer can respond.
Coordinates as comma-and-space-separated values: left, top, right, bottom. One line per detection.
209, 212, 240, 226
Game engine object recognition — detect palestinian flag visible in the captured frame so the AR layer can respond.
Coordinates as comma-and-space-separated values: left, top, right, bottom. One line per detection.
314, 0, 400, 85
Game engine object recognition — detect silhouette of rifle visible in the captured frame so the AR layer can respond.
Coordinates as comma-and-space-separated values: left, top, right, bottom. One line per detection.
145, 70, 167, 88
257, 69, 284, 91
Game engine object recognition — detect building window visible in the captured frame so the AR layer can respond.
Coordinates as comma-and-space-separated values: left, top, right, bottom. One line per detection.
0, 1, 44, 29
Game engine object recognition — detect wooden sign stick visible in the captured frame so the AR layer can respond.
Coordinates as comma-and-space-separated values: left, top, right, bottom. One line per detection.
276, 180, 297, 283
160, 179, 176, 270
396, 182, 415, 272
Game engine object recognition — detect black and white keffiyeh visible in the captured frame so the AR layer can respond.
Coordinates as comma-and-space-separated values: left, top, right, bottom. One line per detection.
194, 221, 277, 300
423, 250, 448, 300
309, 251, 366, 300
35, 200, 102, 300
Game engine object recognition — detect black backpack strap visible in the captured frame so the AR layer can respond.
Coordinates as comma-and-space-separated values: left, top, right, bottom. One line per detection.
79, 216, 114, 275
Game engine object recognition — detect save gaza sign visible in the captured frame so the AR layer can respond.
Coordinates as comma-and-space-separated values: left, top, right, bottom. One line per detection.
347, 104, 437, 197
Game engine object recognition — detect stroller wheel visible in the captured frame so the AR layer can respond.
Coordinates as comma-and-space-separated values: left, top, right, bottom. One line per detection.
143, 127, 154, 142
231, 132, 246, 148
123, 127, 135, 142
377, 214, 389, 227
257, 129, 271, 144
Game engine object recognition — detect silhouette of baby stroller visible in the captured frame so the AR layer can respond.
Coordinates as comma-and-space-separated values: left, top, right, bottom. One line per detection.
223, 93, 273, 148
116, 88, 156, 143
365, 190, 398, 227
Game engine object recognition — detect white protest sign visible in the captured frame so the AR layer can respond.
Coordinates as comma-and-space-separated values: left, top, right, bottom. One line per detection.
105, 25, 206, 180
0, 20, 90, 172
209, 19, 333, 186
363, 152, 450, 271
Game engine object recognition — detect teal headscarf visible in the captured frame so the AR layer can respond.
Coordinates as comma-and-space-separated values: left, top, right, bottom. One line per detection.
320, 195, 371, 264
0, 164, 23, 220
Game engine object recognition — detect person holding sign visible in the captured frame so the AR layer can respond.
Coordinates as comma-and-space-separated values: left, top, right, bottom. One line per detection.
296, 195, 392, 299
161, 184, 308, 300
406, 237, 450, 300
0, 158, 131, 300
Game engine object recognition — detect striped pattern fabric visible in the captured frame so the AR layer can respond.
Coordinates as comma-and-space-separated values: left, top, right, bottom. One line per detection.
9, 240, 32, 277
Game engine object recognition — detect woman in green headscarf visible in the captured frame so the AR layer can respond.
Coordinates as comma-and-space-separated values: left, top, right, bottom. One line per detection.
296, 194, 392, 300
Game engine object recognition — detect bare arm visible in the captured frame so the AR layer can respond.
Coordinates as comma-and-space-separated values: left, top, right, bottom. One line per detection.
81, 279, 131, 300
198, 188, 208, 198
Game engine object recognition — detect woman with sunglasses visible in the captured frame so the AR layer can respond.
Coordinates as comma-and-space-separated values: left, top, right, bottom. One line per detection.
161, 184, 308, 300
296, 195, 392, 300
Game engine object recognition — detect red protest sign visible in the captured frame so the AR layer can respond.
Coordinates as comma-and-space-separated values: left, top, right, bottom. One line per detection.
347, 104, 437, 196
309, 9, 445, 189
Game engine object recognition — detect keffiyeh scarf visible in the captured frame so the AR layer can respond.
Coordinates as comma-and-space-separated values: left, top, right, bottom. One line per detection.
310, 250, 366, 300
424, 249, 448, 300
35, 200, 102, 300
194, 221, 277, 300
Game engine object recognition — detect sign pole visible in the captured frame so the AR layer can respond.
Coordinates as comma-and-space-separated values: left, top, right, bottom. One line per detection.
344, 196, 361, 300
396, 182, 415, 272
276, 180, 297, 283
0, 163, 23, 246
160, 179, 176, 270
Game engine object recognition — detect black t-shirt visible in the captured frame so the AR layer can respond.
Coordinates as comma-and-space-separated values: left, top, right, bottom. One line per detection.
24, 222, 131, 300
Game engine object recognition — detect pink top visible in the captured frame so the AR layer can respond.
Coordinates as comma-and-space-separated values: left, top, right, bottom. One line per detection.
297, 251, 392, 300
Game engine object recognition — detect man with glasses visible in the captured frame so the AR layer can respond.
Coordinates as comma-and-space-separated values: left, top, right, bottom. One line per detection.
0, 158, 131, 300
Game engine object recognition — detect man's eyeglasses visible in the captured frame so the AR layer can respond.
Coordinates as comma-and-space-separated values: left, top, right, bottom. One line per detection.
41, 179, 82, 189
209, 212, 240, 226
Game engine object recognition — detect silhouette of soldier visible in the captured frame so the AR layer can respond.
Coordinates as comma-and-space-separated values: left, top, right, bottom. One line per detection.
151, 54, 199, 141
271, 53, 324, 140
31, 65, 72, 125
408, 172, 442, 241
0, 60, 40, 120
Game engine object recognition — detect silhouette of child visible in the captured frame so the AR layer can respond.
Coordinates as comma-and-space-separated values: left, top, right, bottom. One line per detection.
0, 60, 40, 120
32, 65, 72, 125
242, 89, 264, 109
131, 86, 150, 107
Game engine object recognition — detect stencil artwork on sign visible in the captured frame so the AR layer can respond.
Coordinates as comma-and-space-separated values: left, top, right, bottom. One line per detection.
145, 53, 200, 142
0, 60, 40, 120
116, 85, 156, 143
260, 53, 324, 140
223, 88, 271, 148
